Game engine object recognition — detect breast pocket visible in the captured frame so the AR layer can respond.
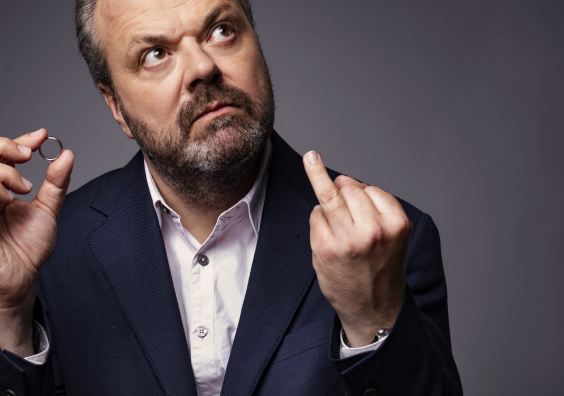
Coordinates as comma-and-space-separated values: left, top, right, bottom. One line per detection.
272, 319, 332, 363
259, 319, 343, 395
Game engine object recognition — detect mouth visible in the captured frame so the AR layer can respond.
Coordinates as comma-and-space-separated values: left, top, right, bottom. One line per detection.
194, 101, 238, 123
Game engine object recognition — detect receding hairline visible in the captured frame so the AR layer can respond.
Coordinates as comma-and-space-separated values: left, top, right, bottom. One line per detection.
92, 0, 253, 40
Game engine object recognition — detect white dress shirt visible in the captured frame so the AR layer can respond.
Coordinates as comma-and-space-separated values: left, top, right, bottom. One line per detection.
25, 139, 386, 394
144, 141, 271, 396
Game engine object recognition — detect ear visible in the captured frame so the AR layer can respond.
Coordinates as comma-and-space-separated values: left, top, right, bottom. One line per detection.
98, 84, 134, 139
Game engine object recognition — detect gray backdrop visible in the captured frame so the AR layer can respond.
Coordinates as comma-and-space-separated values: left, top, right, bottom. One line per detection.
1, 1, 562, 395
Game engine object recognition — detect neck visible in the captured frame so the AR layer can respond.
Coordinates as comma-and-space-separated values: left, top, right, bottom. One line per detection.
146, 154, 262, 244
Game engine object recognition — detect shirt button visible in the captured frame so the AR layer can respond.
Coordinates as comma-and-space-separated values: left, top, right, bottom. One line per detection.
196, 254, 209, 266
194, 326, 209, 338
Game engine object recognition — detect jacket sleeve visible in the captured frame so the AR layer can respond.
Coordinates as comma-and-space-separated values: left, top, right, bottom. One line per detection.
0, 301, 58, 396
330, 212, 463, 396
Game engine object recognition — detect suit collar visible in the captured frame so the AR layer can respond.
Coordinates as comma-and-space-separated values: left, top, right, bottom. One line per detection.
142, 139, 273, 236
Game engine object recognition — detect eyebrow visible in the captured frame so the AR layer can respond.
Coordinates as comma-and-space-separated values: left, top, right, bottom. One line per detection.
126, 3, 237, 55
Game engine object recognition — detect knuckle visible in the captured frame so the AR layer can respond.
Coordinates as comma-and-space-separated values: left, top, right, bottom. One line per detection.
357, 227, 375, 243
0, 186, 12, 201
362, 227, 384, 249
368, 224, 384, 242
317, 245, 338, 262
318, 186, 339, 204
0, 163, 16, 180
0, 138, 11, 153
324, 198, 347, 218
345, 240, 364, 258
5, 165, 19, 179
393, 215, 412, 237
309, 206, 322, 222
339, 184, 360, 196
334, 174, 348, 184
331, 236, 358, 257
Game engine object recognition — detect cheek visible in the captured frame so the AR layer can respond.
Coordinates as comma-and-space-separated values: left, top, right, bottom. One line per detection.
240, 64, 268, 98
220, 40, 270, 101
116, 64, 185, 127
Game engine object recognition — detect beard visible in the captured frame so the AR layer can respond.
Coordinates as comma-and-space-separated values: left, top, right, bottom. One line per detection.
117, 70, 275, 211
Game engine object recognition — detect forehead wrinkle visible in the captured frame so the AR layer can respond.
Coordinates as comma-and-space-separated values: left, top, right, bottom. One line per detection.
124, 2, 240, 53
98, 0, 238, 50
95, 1, 181, 65
96, 0, 221, 32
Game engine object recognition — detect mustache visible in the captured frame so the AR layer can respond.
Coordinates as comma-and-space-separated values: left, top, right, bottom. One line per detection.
177, 81, 256, 133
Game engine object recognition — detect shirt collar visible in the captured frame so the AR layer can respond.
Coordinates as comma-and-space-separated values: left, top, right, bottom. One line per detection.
144, 138, 272, 237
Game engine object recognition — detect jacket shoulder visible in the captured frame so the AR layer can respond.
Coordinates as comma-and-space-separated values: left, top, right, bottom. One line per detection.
62, 152, 144, 213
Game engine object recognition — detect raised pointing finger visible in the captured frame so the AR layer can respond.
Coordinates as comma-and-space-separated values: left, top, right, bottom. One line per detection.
303, 151, 351, 221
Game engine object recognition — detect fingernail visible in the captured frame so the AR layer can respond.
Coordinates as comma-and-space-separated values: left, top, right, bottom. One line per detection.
7, 191, 15, 200
31, 129, 43, 137
21, 177, 33, 190
306, 150, 319, 165
17, 144, 31, 155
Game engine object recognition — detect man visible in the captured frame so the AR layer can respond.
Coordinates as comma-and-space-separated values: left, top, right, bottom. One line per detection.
0, 0, 462, 394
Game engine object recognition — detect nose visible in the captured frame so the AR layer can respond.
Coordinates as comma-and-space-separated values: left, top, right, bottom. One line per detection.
182, 41, 220, 92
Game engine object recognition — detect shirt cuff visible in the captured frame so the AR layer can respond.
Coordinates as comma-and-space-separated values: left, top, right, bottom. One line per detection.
339, 328, 387, 359
23, 321, 50, 365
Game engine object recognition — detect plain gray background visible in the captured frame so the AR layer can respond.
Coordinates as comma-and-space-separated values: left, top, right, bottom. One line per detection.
0, 1, 562, 395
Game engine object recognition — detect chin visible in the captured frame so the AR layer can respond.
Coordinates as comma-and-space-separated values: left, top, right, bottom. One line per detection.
189, 114, 253, 144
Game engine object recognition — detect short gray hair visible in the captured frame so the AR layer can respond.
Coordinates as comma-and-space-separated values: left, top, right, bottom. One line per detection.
75, 0, 255, 91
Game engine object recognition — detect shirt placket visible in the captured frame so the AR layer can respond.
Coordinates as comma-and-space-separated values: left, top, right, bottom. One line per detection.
189, 245, 217, 394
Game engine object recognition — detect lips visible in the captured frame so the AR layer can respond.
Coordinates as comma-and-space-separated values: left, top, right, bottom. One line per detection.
194, 101, 235, 123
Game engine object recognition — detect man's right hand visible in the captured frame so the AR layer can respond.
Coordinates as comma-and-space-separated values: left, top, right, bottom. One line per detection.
0, 128, 74, 357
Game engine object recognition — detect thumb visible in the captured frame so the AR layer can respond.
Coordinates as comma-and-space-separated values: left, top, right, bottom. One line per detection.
34, 149, 74, 217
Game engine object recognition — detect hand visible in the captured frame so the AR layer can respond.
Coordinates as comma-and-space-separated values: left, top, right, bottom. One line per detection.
0, 128, 74, 356
303, 151, 410, 347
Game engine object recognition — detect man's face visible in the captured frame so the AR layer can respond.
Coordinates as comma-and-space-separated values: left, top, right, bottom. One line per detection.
95, 0, 274, 195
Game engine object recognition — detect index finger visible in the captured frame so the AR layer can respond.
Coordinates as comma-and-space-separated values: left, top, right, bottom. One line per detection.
14, 128, 48, 150
303, 151, 350, 218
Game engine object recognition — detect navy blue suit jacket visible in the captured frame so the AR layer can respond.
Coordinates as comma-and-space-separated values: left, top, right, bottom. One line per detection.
0, 133, 462, 395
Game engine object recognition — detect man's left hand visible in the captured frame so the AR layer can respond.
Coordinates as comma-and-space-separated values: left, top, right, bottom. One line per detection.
303, 150, 411, 348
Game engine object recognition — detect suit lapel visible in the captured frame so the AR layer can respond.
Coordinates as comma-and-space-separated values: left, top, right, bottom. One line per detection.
221, 133, 318, 395
87, 153, 197, 396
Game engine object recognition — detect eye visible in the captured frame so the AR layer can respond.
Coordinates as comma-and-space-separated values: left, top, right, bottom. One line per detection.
143, 47, 167, 67
209, 24, 235, 43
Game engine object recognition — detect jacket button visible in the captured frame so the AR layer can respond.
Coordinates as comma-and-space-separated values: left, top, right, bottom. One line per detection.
2, 390, 17, 396
362, 389, 378, 396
